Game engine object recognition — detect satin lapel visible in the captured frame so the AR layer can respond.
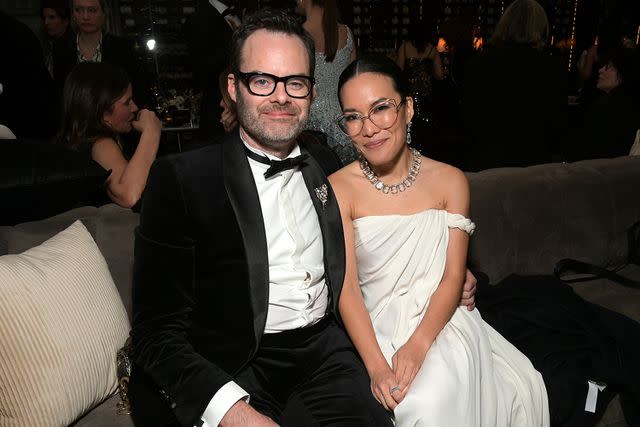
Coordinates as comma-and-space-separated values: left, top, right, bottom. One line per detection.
299, 145, 346, 314
222, 136, 269, 348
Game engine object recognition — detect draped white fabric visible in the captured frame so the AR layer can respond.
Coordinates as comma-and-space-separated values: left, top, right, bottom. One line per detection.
354, 209, 549, 427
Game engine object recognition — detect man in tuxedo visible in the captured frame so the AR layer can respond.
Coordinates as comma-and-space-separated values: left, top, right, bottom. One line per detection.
131, 9, 476, 427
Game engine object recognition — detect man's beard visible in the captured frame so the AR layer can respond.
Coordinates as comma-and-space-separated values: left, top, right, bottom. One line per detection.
235, 90, 308, 151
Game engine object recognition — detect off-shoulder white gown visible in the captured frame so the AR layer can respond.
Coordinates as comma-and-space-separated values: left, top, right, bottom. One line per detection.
353, 209, 549, 427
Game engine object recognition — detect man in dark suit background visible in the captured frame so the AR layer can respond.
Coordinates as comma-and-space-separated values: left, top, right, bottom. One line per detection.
131, 9, 476, 427
0, 10, 57, 139
184, 0, 241, 139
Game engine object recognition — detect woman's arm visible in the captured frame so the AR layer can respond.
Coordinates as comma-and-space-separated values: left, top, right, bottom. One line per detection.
578, 46, 597, 81
345, 25, 357, 62
329, 172, 400, 411
92, 109, 161, 208
430, 44, 445, 80
391, 166, 470, 395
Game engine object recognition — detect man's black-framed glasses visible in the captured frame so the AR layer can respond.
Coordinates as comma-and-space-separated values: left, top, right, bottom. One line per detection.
235, 71, 314, 99
336, 98, 406, 136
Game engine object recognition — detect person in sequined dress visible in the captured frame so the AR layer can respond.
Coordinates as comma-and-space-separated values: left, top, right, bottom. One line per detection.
298, 0, 358, 165
396, 19, 444, 134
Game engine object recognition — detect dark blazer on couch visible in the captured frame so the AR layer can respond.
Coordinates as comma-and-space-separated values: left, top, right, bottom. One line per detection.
130, 132, 345, 426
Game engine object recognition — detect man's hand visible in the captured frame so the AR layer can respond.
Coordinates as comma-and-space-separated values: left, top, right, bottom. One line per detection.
219, 400, 279, 427
460, 269, 477, 311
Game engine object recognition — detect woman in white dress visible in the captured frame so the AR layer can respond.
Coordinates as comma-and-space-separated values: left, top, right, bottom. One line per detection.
328, 55, 550, 426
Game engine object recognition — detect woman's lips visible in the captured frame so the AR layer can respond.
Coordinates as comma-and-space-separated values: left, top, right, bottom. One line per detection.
364, 138, 387, 149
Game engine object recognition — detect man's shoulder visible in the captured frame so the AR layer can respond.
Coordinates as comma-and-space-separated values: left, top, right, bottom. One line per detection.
299, 133, 343, 175
155, 142, 224, 178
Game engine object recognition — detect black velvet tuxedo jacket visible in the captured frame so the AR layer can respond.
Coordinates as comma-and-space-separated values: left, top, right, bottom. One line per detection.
131, 132, 345, 426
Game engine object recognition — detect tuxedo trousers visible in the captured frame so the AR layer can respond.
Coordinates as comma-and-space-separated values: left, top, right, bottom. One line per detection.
235, 316, 393, 426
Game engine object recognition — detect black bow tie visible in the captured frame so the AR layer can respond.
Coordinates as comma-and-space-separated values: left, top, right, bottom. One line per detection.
244, 147, 308, 179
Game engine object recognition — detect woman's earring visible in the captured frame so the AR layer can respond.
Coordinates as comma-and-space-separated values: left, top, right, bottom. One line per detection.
406, 122, 412, 145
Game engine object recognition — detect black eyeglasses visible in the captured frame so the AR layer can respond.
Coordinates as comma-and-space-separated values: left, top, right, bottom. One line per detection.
336, 98, 406, 136
234, 71, 314, 99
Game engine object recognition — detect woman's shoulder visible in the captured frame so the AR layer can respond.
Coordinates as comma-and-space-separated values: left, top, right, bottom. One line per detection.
337, 24, 353, 51
422, 157, 467, 188
328, 161, 361, 193
92, 136, 122, 154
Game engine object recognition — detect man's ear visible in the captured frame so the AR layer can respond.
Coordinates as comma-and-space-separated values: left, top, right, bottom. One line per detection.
227, 73, 237, 103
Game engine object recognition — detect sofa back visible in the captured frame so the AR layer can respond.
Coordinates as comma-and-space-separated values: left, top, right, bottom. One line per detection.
2, 156, 638, 318
0, 204, 139, 320
466, 156, 640, 282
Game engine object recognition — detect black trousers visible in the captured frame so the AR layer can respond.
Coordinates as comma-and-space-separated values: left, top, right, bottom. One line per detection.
131, 317, 392, 427
235, 317, 392, 427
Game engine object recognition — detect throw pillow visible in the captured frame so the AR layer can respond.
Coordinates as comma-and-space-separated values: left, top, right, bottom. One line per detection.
0, 220, 130, 426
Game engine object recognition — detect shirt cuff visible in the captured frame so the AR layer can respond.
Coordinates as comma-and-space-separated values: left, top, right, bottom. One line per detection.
199, 381, 250, 427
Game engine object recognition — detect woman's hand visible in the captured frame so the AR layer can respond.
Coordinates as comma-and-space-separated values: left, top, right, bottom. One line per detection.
369, 363, 402, 411
391, 338, 429, 400
132, 109, 162, 135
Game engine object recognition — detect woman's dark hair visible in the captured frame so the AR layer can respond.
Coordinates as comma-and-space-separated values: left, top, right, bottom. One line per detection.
311, 0, 339, 62
608, 47, 640, 97
337, 54, 410, 106
57, 62, 130, 151
409, 19, 436, 53
229, 8, 315, 75
41, 0, 70, 20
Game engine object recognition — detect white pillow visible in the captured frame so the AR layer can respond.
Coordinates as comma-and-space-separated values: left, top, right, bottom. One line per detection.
0, 220, 130, 426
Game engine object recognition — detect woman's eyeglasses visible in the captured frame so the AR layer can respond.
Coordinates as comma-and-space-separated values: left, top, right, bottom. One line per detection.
336, 98, 406, 136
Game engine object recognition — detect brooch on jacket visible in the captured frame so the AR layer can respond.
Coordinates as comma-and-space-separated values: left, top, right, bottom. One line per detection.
314, 184, 328, 210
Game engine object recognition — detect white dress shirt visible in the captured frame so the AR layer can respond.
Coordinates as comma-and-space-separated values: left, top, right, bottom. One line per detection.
199, 140, 329, 426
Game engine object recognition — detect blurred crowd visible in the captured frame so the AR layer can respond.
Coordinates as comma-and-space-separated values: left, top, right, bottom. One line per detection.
0, 0, 638, 208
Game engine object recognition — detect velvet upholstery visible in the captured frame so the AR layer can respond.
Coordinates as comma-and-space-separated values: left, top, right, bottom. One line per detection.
0, 139, 110, 226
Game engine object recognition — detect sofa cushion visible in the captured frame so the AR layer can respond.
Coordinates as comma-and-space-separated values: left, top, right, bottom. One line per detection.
0, 220, 130, 426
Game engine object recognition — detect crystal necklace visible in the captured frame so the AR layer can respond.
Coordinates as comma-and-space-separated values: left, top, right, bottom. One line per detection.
360, 147, 422, 194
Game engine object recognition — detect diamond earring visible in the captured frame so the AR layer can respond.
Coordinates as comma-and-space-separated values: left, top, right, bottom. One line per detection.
406, 122, 412, 145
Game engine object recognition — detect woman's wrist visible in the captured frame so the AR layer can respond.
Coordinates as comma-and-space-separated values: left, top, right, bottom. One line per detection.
364, 354, 389, 375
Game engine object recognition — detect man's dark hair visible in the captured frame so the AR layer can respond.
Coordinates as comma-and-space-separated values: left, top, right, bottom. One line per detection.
41, 0, 70, 20
229, 8, 315, 76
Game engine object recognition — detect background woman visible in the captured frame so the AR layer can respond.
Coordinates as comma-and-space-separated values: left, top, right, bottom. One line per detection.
579, 47, 640, 159
52, 0, 145, 104
58, 62, 161, 209
298, 0, 357, 164
329, 55, 549, 426
462, 0, 566, 171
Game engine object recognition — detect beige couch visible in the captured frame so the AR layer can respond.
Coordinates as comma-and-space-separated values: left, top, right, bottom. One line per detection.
1, 156, 638, 426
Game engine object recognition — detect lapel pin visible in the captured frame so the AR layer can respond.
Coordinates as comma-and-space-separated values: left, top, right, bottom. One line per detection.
314, 184, 328, 210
